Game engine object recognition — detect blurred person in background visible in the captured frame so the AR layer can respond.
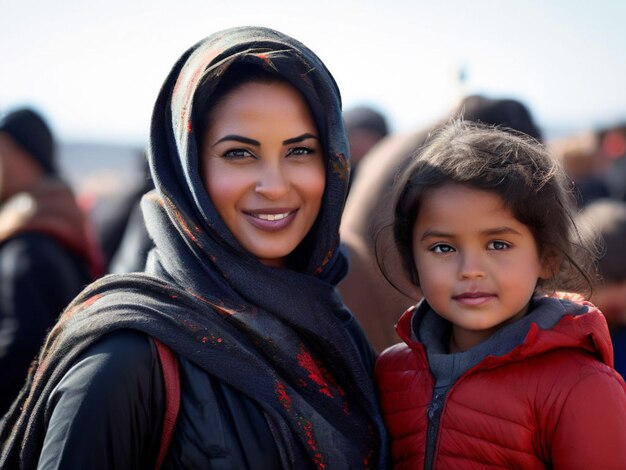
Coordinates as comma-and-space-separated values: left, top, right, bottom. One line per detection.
90, 154, 154, 272
343, 105, 389, 184
550, 131, 609, 207
107, 189, 154, 274
598, 123, 626, 201
579, 199, 626, 378
460, 94, 542, 141
339, 94, 544, 352
0, 108, 103, 416
86, 152, 154, 272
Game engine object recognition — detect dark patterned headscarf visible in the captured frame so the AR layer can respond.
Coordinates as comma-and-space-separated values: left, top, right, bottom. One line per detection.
0, 26, 387, 469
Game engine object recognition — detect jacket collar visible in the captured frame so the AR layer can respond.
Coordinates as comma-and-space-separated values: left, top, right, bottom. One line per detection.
396, 296, 614, 369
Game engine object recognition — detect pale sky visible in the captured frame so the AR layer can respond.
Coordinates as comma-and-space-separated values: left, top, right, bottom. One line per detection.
1, 0, 625, 143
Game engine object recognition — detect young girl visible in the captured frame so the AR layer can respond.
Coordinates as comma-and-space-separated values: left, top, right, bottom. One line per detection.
0, 27, 386, 468
375, 120, 626, 469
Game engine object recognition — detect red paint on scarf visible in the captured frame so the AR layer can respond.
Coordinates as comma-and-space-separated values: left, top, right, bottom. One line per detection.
84, 293, 102, 307
188, 292, 236, 317
363, 447, 375, 468
297, 346, 333, 398
314, 250, 334, 275
180, 318, 202, 333
330, 152, 349, 181
32, 358, 49, 387
299, 418, 326, 469
161, 195, 200, 244
60, 293, 103, 322
201, 334, 224, 345
172, 209, 199, 243
276, 381, 292, 411
256, 52, 273, 67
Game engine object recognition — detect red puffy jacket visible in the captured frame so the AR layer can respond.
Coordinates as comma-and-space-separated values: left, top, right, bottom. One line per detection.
376, 299, 626, 469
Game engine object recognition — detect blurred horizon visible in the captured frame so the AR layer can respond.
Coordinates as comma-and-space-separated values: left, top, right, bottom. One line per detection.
2, 0, 625, 146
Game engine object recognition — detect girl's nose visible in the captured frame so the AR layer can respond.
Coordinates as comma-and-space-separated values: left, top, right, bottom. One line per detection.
255, 162, 289, 200
458, 252, 486, 280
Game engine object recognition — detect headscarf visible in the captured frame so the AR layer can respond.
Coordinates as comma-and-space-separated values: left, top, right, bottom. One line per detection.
0, 26, 386, 469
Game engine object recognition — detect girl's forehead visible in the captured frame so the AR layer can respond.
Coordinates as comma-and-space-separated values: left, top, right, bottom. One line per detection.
421, 183, 506, 207
415, 184, 525, 233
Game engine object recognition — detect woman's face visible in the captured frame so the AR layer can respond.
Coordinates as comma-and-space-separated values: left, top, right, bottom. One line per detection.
201, 80, 326, 267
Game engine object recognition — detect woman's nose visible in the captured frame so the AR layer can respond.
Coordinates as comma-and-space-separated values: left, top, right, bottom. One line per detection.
255, 162, 289, 200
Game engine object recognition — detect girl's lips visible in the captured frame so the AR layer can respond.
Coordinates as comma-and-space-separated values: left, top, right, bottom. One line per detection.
244, 209, 298, 232
453, 292, 496, 306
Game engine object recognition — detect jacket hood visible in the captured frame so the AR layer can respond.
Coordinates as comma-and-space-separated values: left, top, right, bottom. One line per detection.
396, 296, 614, 370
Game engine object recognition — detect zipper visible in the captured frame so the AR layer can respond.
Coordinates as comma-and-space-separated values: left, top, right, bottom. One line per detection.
423, 362, 490, 469
424, 387, 448, 470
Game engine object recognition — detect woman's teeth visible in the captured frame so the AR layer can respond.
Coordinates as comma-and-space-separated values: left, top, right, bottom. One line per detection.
256, 212, 291, 221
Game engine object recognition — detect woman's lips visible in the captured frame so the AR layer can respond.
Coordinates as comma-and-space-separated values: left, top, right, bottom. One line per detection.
453, 292, 496, 306
244, 209, 298, 232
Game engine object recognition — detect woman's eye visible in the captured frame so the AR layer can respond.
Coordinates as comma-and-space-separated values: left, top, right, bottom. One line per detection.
431, 243, 455, 254
287, 146, 314, 158
488, 240, 511, 250
223, 149, 254, 160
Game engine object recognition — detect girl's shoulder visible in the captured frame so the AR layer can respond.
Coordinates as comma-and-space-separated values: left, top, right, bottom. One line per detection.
375, 341, 428, 381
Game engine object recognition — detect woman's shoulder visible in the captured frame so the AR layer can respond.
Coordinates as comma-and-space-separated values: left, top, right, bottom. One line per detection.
77, 329, 156, 367
40, 330, 165, 468
50, 329, 162, 406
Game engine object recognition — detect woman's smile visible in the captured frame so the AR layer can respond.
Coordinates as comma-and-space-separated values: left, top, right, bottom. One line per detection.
244, 208, 298, 231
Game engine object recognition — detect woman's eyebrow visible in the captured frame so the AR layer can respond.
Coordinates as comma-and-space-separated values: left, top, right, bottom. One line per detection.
282, 133, 319, 145
214, 135, 260, 146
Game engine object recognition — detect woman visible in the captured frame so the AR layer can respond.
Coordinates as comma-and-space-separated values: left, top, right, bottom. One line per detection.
0, 26, 387, 469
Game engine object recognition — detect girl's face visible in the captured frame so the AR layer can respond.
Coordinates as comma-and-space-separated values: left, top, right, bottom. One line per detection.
201, 80, 325, 267
412, 183, 551, 351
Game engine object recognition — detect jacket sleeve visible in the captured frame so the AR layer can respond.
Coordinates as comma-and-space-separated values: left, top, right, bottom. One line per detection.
551, 367, 626, 469
37, 330, 164, 469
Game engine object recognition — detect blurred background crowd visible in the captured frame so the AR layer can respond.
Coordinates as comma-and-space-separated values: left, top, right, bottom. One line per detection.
1, 0, 625, 412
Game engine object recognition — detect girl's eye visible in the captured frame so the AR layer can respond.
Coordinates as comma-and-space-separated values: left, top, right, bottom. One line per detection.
287, 146, 315, 158
431, 243, 455, 254
223, 149, 254, 160
488, 240, 511, 250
